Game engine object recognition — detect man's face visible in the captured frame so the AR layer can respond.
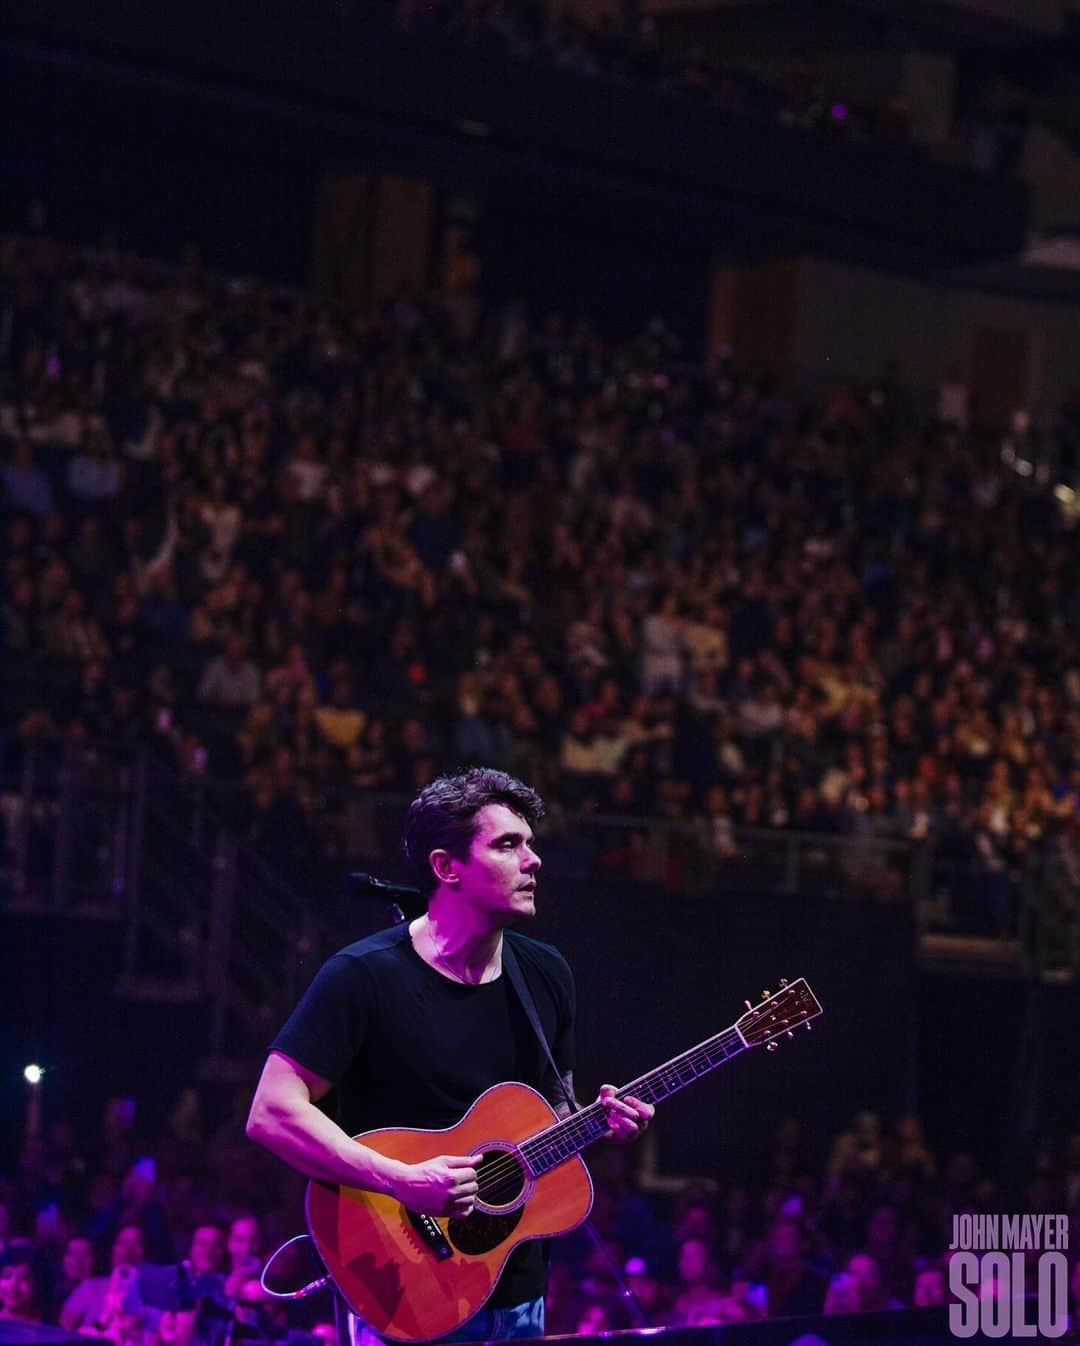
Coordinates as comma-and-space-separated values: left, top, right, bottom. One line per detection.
159, 1309, 196, 1346
227, 1218, 260, 1267
440, 803, 541, 921
111, 1226, 144, 1268
63, 1237, 94, 1281
190, 1226, 226, 1275
0, 1262, 34, 1312
847, 1254, 880, 1304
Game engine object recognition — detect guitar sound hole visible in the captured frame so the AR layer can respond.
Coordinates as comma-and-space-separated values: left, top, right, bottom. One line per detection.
446, 1206, 522, 1255
476, 1148, 525, 1207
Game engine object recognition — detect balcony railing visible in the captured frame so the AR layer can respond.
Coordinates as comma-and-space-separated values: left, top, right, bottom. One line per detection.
0, 736, 1074, 1070
5, 743, 1076, 971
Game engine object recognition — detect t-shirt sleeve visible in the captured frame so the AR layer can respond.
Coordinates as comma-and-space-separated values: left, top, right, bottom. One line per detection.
270, 953, 374, 1084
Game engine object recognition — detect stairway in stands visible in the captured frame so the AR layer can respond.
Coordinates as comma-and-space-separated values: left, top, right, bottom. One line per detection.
2, 743, 340, 1083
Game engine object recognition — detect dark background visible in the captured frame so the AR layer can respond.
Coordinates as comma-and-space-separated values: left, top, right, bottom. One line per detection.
6, 889, 1075, 1184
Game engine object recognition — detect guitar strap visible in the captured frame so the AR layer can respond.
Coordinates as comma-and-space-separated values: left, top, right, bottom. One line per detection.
501, 937, 650, 1329
501, 939, 578, 1114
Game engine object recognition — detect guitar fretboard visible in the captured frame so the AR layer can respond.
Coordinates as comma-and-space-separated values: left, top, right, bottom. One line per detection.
518, 1025, 746, 1176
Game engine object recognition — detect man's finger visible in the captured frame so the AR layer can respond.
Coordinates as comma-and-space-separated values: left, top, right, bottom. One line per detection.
604, 1099, 639, 1121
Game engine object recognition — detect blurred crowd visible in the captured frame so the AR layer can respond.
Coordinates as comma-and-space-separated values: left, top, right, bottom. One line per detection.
3, 233, 1079, 929
383, 0, 912, 148
0, 1091, 320, 1346
2, 1090, 1079, 1340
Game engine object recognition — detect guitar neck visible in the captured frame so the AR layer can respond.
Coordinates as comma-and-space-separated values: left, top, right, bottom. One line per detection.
520, 1024, 746, 1177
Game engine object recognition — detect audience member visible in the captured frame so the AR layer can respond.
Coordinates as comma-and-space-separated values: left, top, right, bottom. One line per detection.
5, 233, 1076, 948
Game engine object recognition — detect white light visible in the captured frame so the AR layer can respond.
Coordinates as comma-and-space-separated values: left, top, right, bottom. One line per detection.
23, 1064, 43, 1085
1053, 483, 1076, 504
1016, 458, 1033, 477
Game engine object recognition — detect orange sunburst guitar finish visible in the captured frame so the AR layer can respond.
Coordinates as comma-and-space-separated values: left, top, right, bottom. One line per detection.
307, 1082, 591, 1343
305, 978, 823, 1343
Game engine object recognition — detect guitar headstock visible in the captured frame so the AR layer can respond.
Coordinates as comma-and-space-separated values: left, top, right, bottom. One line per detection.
736, 978, 822, 1050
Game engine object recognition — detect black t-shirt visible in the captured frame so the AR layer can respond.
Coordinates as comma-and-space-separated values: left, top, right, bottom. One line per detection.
271, 924, 576, 1307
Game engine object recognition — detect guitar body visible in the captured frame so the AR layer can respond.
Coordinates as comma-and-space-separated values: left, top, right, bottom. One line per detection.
302, 979, 823, 1343
306, 1082, 593, 1342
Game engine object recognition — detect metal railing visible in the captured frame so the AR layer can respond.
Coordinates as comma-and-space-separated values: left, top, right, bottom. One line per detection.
2, 738, 132, 916
125, 773, 1080, 968
0, 741, 340, 1068
2, 745, 1077, 1051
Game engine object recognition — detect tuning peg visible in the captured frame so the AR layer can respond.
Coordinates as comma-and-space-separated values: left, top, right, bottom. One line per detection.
787, 1031, 794, 1039
745, 1000, 753, 1010
805, 1024, 812, 1031
766, 1042, 779, 1052
779, 978, 789, 987
761, 989, 772, 999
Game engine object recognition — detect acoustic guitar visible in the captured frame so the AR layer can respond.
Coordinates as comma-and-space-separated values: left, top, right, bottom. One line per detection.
306, 977, 822, 1342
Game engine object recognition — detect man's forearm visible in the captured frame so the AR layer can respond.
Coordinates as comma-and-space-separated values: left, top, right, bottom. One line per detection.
247, 1098, 405, 1195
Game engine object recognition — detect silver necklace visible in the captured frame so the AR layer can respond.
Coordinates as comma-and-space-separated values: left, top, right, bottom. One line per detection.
424, 923, 500, 985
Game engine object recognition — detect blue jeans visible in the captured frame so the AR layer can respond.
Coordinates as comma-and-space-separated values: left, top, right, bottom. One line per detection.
349, 1296, 545, 1345
426, 1296, 545, 1343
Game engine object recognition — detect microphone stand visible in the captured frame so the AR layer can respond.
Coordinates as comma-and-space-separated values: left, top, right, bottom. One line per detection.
346, 871, 423, 925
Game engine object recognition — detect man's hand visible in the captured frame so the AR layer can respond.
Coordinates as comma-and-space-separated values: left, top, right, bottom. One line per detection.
598, 1085, 654, 1143
390, 1154, 483, 1216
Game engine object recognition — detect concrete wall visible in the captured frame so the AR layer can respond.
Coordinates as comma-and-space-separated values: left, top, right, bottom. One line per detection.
943, 0, 1065, 32
1021, 123, 1080, 232
790, 258, 1080, 420
646, 0, 1065, 29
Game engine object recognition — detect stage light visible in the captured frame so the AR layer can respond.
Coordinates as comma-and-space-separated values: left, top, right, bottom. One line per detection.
24, 1064, 44, 1085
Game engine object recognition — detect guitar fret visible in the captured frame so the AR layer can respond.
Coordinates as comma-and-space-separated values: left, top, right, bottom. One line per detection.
523, 1029, 749, 1176
632, 1031, 738, 1105
526, 982, 828, 1175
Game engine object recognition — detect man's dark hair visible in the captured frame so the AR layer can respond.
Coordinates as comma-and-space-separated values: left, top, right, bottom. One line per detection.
403, 768, 545, 894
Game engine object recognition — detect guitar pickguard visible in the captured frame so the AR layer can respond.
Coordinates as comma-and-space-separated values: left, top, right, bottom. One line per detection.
446, 1207, 524, 1255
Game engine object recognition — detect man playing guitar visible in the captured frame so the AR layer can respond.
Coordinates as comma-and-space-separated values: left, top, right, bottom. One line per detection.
247, 767, 653, 1343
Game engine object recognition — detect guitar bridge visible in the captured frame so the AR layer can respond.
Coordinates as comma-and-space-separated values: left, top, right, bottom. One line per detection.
405, 1209, 453, 1260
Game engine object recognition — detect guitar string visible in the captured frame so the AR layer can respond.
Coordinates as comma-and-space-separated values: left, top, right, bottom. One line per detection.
468, 1004, 813, 1198
472, 1033, 741, 1198
470, 1002, 814, 1198
470, 1026, 753, 1198
523, 1030, 743, 1159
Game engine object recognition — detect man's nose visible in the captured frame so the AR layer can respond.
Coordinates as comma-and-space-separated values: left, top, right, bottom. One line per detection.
523, 846, 541, 872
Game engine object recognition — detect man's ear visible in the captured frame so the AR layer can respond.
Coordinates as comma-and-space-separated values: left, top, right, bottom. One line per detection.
429, 848, 459, 885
